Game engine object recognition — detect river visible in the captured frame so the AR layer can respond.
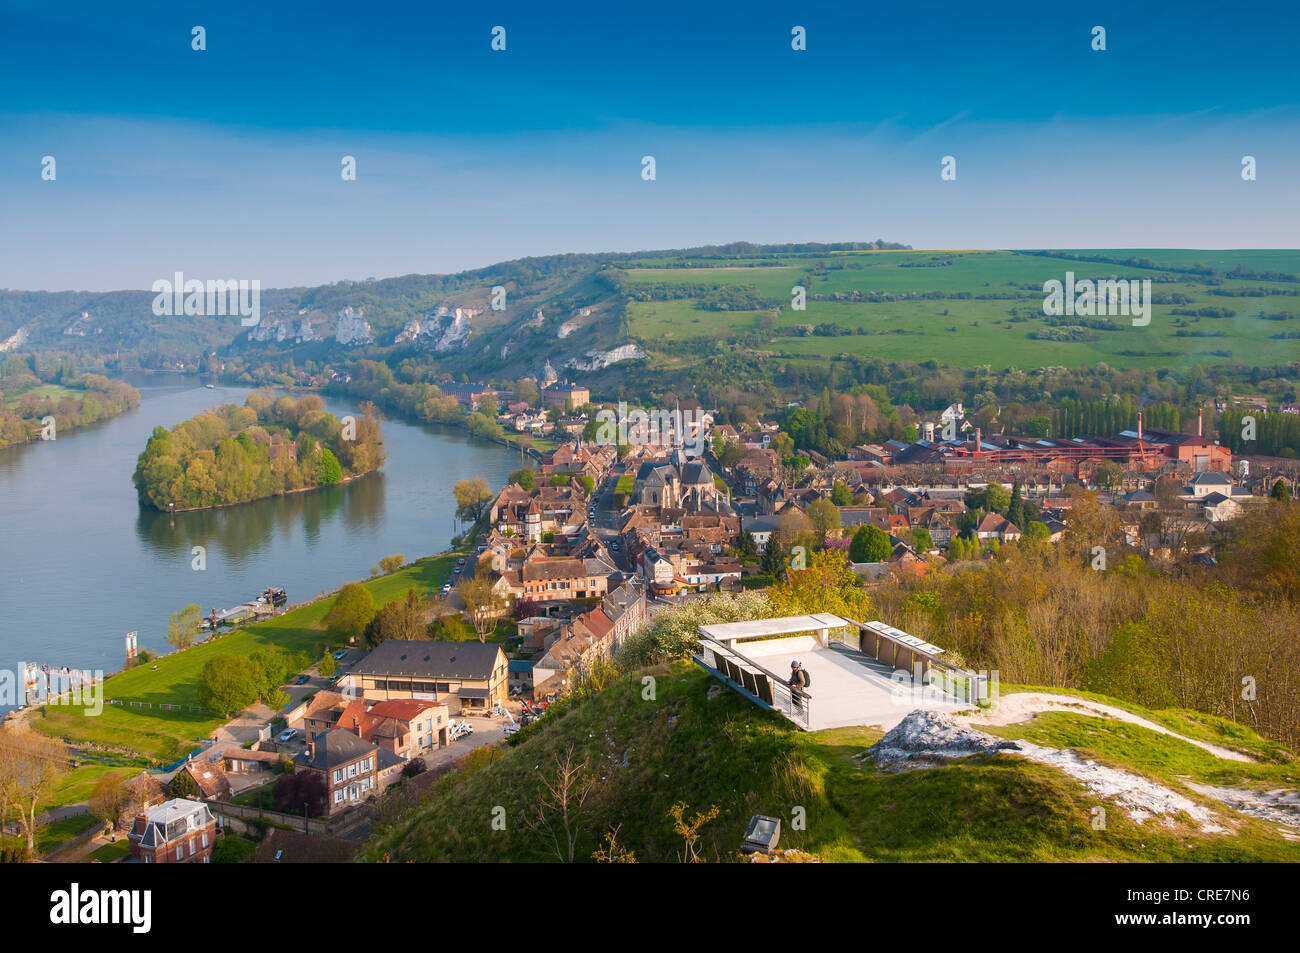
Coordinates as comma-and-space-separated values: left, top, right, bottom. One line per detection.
0, 376, 519, 689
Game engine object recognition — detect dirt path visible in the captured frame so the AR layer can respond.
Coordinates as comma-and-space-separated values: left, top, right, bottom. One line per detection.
959, 691, 1255, 763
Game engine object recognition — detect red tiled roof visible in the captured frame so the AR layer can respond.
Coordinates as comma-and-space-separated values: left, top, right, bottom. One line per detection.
576, 608, 614, 641
368, 698, 446, 723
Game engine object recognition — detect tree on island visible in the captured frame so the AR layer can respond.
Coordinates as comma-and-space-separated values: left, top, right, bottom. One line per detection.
317, 447, 342, 485
132, 393, 384, 511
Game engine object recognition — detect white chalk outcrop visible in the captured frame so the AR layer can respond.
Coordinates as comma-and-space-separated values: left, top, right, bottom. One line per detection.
335, 307, 373, 346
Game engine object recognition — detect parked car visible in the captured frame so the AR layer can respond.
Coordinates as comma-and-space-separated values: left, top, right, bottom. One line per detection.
294, 674, 310, 685
332, 649, 347, 660
278, 728, 298, 743
441, 583, 452, 594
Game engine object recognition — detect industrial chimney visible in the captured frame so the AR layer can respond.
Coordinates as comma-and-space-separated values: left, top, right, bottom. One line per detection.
1137, 412, 1143, 443
974, 427, 982, 457
1198, 408, 1203, 437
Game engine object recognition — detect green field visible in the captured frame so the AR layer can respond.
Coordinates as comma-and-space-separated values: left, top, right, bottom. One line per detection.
624, 250, 1300, 370
29, 551, 462, 765
1, 382, 79, 408
362, 663, 1300, 863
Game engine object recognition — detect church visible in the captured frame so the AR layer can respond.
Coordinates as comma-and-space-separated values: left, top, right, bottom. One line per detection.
632, 449, 726, 512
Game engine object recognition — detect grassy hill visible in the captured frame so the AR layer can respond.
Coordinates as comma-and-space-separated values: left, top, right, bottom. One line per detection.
623, 249, 1300, 371
7, 245, 1298, 379
360, 664, 1300, 863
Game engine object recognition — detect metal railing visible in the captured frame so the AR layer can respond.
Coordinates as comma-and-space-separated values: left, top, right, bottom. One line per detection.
694, 639, 811, 730
830, 622, 990, 705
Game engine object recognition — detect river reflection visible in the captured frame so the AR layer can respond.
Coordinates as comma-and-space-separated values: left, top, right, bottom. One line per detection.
134, 471, 388, 558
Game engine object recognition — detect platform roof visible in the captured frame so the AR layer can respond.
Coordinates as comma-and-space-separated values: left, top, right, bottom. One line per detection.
699, 613, 853, 644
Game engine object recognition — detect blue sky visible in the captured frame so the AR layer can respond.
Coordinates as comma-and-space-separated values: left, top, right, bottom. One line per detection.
1, 0, 1297, 290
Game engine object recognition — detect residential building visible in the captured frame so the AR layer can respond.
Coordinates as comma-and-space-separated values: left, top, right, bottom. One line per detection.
975, 512, 1022, 543
350, 640, 509, 711
294, 728, 396, 815
333, 697, 451, 757
128, 798, 217, 864
172, 760, 233, 801
520, 556, 613, 604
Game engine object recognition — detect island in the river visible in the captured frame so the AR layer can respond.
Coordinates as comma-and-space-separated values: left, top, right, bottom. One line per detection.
0, 357, 141, 448
132, 392, 385, 511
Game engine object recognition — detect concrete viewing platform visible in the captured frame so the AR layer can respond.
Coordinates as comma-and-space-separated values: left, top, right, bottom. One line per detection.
694, 615, 977, 732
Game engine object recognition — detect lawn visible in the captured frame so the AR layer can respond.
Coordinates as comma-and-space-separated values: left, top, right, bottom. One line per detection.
29, 551, 463, 764
36, 814, 101, 856
90, 839, 131, 863
38, 762, 126, 815
624, 249, 1300, 371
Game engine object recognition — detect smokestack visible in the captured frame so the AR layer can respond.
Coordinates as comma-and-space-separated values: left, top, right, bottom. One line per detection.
353, 716, 361, 736
1137, 412, 1143, 443
975, 427, 981, 457
1198, 408, 1203, 437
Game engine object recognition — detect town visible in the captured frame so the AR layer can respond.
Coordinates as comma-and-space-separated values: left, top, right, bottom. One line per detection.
6, 365, 1297, 865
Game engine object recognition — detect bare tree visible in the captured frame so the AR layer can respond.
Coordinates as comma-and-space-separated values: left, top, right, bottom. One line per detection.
89, 771, 132, 832
458, 564, 507, 643
525, 745, 597, 862
0, 732, 69, 857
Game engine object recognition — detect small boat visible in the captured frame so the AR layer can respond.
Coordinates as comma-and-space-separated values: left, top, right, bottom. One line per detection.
199, 588, 287, 630
201, 605, 256, 630
204, 383, 216, 389
256, 587, 288, 608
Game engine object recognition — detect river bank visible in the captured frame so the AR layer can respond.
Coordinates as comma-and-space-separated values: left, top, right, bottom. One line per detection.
19, 550, 465, 764
148, 466, 380, 514
0, 379, 518, 680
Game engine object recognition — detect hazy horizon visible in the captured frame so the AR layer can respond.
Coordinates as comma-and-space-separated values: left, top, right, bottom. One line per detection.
7, 244, 1300, 296
3, 0, 1297, 291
